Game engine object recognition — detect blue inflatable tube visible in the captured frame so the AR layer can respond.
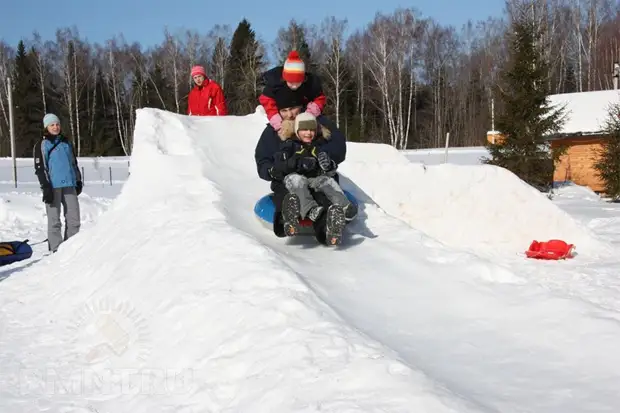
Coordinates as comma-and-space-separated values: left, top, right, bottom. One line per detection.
0, 240, 33, 267
254, 190, 358, 234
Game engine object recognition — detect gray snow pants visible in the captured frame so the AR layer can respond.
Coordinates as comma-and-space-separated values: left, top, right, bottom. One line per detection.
46, 187, 81, 252
284, 173, 350, 218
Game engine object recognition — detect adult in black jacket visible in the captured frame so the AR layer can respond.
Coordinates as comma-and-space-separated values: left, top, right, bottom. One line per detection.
254, 88, 348, 244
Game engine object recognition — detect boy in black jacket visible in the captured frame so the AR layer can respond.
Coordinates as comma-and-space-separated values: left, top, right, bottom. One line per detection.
271, 112, 357, 244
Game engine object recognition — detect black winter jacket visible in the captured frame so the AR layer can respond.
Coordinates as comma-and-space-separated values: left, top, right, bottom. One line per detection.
254, 115, 346, 188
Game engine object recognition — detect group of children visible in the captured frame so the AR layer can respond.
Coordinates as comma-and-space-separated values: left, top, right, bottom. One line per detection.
34, 50, 352, 252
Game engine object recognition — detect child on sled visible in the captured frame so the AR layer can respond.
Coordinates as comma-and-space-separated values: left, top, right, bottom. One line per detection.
274, 112, 357, 245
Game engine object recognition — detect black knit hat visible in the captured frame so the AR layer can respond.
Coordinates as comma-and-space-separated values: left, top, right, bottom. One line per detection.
274, 87, 305, 110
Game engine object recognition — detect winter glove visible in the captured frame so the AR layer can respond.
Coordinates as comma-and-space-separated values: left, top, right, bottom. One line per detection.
269, 113, 283, 131
42, 184, 54, 204
297, 156, 318, 173
268, 166, 285, 181
76, 181, 83, 196
278, 120, 295, 139
306, 101, 322, 117
317, 151, 336, 172
269, 151, 298, 180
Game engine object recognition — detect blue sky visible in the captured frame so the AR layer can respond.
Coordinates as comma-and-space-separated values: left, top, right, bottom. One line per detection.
2, 0, 504, 60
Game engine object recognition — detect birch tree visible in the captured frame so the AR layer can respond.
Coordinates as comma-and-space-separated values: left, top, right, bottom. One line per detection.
161, 29, 183, 113
207, 25, 232, 88
53, 29, 77, 140
345, 32, 366, 135
0, 42, 14, 142
101, 38, 131, 155
31, 32, 51, 113
314, 17, 348, 127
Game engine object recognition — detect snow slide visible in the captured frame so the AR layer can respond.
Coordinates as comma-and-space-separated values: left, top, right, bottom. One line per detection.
2, 108, 620, 412
0, 112, 480, 412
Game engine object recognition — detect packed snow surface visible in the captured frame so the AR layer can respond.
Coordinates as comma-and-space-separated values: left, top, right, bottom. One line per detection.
1, 107, 620, 412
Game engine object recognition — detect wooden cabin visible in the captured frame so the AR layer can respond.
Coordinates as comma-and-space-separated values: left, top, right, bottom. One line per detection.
486, 90, 620, 192
486, 130, 504, 145
547, 90, 620, 193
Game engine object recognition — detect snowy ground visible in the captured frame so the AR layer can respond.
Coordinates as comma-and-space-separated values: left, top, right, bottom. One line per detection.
1, 109, 620, 412
0, 157, 128, 269
402, 146, 490, 166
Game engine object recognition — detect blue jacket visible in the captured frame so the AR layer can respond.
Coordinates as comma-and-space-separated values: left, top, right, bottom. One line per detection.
254, 115, 346, 190
33, 134, 82, 189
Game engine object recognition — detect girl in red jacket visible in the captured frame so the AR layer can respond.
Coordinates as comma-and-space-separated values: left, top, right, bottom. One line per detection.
187, 65, 228, 116
259, 51, 326, 132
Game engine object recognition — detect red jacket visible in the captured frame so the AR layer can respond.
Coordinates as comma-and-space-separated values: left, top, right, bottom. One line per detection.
259, 67, 326, 120
188, 79, 227, 116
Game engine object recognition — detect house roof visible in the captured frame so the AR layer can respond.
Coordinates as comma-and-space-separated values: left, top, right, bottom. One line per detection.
547, 89, 620, 135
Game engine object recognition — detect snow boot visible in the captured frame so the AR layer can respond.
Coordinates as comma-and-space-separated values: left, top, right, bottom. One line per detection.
282, 193, 301, 236
325, 204, 346, 246
344, 202, 358, 222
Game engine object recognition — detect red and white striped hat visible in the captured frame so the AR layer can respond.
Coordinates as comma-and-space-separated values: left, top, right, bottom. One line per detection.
282, 51, 305, 83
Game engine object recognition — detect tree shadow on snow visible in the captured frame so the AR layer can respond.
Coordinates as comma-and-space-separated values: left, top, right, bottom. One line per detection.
284, 174, 379, 251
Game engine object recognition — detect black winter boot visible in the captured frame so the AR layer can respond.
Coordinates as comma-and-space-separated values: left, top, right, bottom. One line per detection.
282, 193, 301, 236
324, 204, 346, 245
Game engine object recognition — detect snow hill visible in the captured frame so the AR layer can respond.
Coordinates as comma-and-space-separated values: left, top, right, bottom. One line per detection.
402, 146, 490, 166
2, 107, 620, 412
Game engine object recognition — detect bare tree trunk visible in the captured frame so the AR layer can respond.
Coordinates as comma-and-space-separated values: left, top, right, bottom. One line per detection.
108, 46, 128, 155
318, 18, 347, 127
572, 1, 585, 91
163, 29, 183, 113
366, 28, 397, 146
53, 31, 79, 139
0, 43, 11, 137
73, 48, 81, 155
208, 25, 232, 88
89, 71, 96, 141
36, 50, 47, 113
404, 44, 415, 149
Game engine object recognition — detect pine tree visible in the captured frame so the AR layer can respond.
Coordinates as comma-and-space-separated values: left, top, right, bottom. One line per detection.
224, 18, 265, 114
593, 103, 620, 200
483, 14, 565, 191
12, 41, 45, 157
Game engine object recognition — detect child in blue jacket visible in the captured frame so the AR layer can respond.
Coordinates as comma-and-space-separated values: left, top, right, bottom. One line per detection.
33, 113, 83, 253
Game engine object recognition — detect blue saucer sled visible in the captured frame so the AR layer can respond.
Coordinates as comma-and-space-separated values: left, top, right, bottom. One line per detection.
254, 190, 358, 236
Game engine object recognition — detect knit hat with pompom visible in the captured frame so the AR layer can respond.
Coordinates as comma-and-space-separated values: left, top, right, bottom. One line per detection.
282, 50, 305, 83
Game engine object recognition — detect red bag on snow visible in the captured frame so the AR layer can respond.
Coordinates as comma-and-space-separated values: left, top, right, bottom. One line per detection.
526, 239, 575, 260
